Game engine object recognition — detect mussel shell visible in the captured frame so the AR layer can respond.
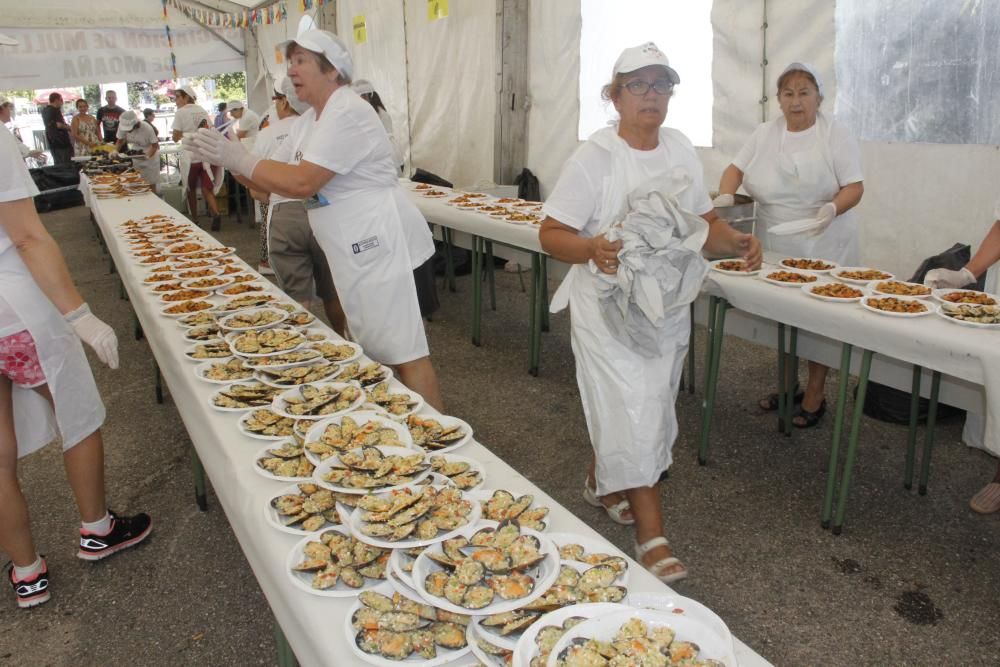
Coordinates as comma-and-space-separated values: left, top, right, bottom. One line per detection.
455, 560, 486, 586
377, 610, 427, 632
432, 621, 468, 649
360, 590, 395, 612
577, 564, 618, 592
461, 584, 495, 609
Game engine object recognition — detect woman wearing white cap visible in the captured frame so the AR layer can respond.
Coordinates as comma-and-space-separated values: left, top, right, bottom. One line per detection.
188, 30, 443, 410
715, 63, 865, 427
228, 101, 261, 151
540, 42, 761, 583
114, 110, 160, 193
170, 85, 223, 231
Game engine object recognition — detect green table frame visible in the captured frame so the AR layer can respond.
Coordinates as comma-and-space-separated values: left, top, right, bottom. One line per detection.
697, 296, 944, 533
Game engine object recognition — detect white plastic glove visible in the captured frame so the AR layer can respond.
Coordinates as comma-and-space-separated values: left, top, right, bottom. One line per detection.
924, 267, 976, 290
712, 193, 735, 208
810, 202, 837, 236
65, 303, 119, 369
188, 128, 260, 177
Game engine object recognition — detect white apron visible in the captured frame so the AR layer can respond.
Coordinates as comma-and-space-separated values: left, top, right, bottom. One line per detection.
132, 151, 161, 193
550, 127, 701, 495
178, 149, 224, 198
742, 113, 859, 265
306, 187, 429, 366
0, 249, 105, 458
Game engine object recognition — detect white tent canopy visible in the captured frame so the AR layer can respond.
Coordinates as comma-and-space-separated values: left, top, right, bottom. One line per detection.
2, 0, 999, 279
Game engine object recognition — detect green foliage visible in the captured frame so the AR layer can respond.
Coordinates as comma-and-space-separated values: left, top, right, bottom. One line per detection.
191, 71, 246, 103
83, 85, 101, 108
0, 89, 34, 101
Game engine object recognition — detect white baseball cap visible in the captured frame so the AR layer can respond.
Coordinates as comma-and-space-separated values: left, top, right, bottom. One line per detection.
169, 85, 197, 101
352, 79, 375, 96
779, 62, 824, 98
118, 110, 140, 132
228, 100, 245, 111
613, 42, 680, 84
275, 76, 310, 114
0, 32, 18, 46
279, 29, 353, 81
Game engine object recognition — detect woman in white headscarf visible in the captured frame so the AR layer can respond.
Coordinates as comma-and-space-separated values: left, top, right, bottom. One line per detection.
715, 62, 864, 428
540, 43, 761, 583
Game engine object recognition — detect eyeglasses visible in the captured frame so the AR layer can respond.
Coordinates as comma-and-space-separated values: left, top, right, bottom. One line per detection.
623, 79, 673, 96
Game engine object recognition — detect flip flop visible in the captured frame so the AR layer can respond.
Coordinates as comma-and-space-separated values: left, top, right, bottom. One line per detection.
792, 400, 827, 428
582, 479, 635, 525
970, 482, 1000, 514
635, 536, 688, 584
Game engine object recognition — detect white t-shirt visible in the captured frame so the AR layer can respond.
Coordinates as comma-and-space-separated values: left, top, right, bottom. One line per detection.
543, 128, 713, 238
733, 117, 864, 185
172, 104, 209, 153
117, 122, 159, 152
237, 109, 261, 138
252, 115, 300, 207
0, 124, 41, 336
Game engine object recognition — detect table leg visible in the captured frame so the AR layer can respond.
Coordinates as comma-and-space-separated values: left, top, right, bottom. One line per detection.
154, 360, 164, 405
191, 446, 208, 512
832, 348, 874, 535
274, 623, 300, 667
133, 311, 143, 341
540, 256, 550, 332
529, 253, 543, 376
686, 302, 696, 394
785, 327, 798, 437
776, 323, 787, 434
442, 227, 456, 293
903, 365, 922, 490
822, 343, 853, 529
918, 371, 942, 496
697, 298, 728, 466
471, 236, 482, 347
485, 240, 497, 311
118, 277, 126, 300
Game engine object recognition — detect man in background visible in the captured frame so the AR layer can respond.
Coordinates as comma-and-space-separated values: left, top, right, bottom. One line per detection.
213, 102, 228, 129
40, 93, 72, 165
95, 90, 125, 143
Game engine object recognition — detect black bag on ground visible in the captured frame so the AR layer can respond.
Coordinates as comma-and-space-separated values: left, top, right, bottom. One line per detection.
514, 168, 540, 202
29, 165, 83, 212
861, 243, 975, 424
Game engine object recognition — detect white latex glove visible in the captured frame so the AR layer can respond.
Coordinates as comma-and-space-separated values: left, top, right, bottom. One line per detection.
712, 193, 735, 208
65, 303, 119, 369
810, 202, 837, 236
924, 267, 976, 290
188, 128, 260, 177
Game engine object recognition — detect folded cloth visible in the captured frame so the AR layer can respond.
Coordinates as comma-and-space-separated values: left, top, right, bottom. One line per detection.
593, 175, 709, 358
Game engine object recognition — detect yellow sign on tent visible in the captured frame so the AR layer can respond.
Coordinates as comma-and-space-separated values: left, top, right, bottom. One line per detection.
353, 15, 367, 44
428, 0, 448, 21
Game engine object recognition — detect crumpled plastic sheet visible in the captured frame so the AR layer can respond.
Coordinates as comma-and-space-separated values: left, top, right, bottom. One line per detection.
594, 181, 709, 358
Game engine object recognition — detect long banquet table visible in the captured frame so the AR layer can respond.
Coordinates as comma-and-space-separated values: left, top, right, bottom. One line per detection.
85, 185, 770, 667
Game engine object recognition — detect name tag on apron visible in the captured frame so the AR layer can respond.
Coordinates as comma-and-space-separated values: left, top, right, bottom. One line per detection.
352, 236, 381, 255
302, 193, 330, 210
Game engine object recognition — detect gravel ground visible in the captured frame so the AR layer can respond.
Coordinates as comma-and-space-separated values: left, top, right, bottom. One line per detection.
1, 205, 998, 666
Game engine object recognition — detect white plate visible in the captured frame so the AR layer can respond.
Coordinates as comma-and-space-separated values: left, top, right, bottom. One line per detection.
388, 547, 424, 591
313, 445, 431, 495
345, 581, 472, 667
800, 282, 865, 303
303, 410, 415, 466
228, 328, 307, 358
253, 362, 341, 388
209, 382, 276, 412
193, 359, 255, 384
285, 527, 388, 598
159, 289, 213, 304
263, 482, 349, 535
778, 258, 839, 273
869, 280, 933, 299
244, 348, 324, 371
237, 409, 299, 441
860, 296, 932, 317
174, 266, 226, 281
183, 342, 233, 362
161, 301, 217, 318
544, 532, 631, 566
767, 217, 820, 237
270, 381, 366, 420
218, 307, 289, 332
176, 311, 221, 329
931, 288, 999, 305
179, 275, 237, 292
306, 338, 364, 364
468, 622, 509, 667
412, 522, 560, 616
708, 258, 759, 276
513, 602, 631, 667
832, 267, 895, 284
177, 246, 236, 260
181, 325, 223, 344
406, 413, 474, 454
163, 241, 211, 256
935, 303, 1000, 328
216, 294, 280, 314
760, 270, 818, 288
216, 282, 270, 298
253, 443, 317, 483
464, 489, 551, 531
349, 485, 482, 550
547, 607, 736, 667
626, 592, 737, 664
428, 453, 486, 490
366, 378, 425, 419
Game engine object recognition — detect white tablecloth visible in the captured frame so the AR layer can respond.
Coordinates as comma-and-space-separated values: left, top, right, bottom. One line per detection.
87, 186, 770, 667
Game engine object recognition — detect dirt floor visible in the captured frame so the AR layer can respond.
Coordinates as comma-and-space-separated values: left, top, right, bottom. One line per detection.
1, 205, 998, 666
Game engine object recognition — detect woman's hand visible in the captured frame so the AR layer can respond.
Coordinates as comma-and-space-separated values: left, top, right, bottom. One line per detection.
589, 234, 623, 274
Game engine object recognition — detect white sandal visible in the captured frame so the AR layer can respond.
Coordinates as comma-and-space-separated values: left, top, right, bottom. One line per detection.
635, 536, 688, 584
582, 479, 635, 525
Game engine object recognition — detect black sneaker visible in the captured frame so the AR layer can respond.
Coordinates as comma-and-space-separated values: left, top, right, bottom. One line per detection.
8, 558, 50, 609
78, 510, 153, 561
210, 215, 221, 231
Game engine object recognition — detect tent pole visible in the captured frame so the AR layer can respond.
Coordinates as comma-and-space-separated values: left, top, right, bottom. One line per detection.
760, 0, 769, 123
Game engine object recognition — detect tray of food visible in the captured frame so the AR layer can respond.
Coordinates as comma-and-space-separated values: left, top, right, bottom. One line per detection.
218, 307, 289, 332
870, 280, 932, 298
762, 270, 817, 287
309, 340, 363, 364
162, 300, 216, 317
932, 288, 998, 305
832, 267, 894, 284
183, 341, 232, 361
229, 327, 306, 357
313, 446, 431, 495
210, 382, 278, 412
244, 348, 324, 370
860, 296, 931, 317
406, 414, 473, 454
286, 527, 391, 597
349, 485, 480, 549
265, 481, 350, 534
365, 379, 424, 417
709, 259, 759, 276
237, 408, 298, 440
936, 302, 1000, 327
428, 454, 485, 490
254, 442, 317, 483
254, 361, 340, 387
182, 323, 222, 343
194, 358, 254, 384
159, 288, 212, 303
180, 275, 236, 291
270, 382, 365, 420
513, 603, 631, 667
802, 282, 864, 302
467, 490, 550, 532
336, 361, 393, 387
303, 411, 414, 465
780, 258, 837, 272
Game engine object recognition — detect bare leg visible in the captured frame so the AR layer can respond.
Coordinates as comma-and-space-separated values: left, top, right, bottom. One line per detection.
203, 186, 220, 217
32, 385, 105, 523
395, 356, 443, 411
793, 361, 829, 425
185, 187, 199, 221
586, 458, 633, 522
625, 485, 685, 578
0, 376, 38, 566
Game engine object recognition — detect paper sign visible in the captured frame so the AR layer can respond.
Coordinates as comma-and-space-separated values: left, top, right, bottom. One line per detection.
353, 15, 367, 44
274, 47, 284, 65
428, 0, 448, 21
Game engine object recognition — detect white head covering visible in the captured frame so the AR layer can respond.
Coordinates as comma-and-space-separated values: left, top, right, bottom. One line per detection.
169, 85, 197, 101
352, 79, 375, 96
778, 62, 824, 98
276, 76, 310, 114
613, 42, 680, 84
278, 29, 353, 81
117, 110, 140, 132
228, 100, 245, 111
